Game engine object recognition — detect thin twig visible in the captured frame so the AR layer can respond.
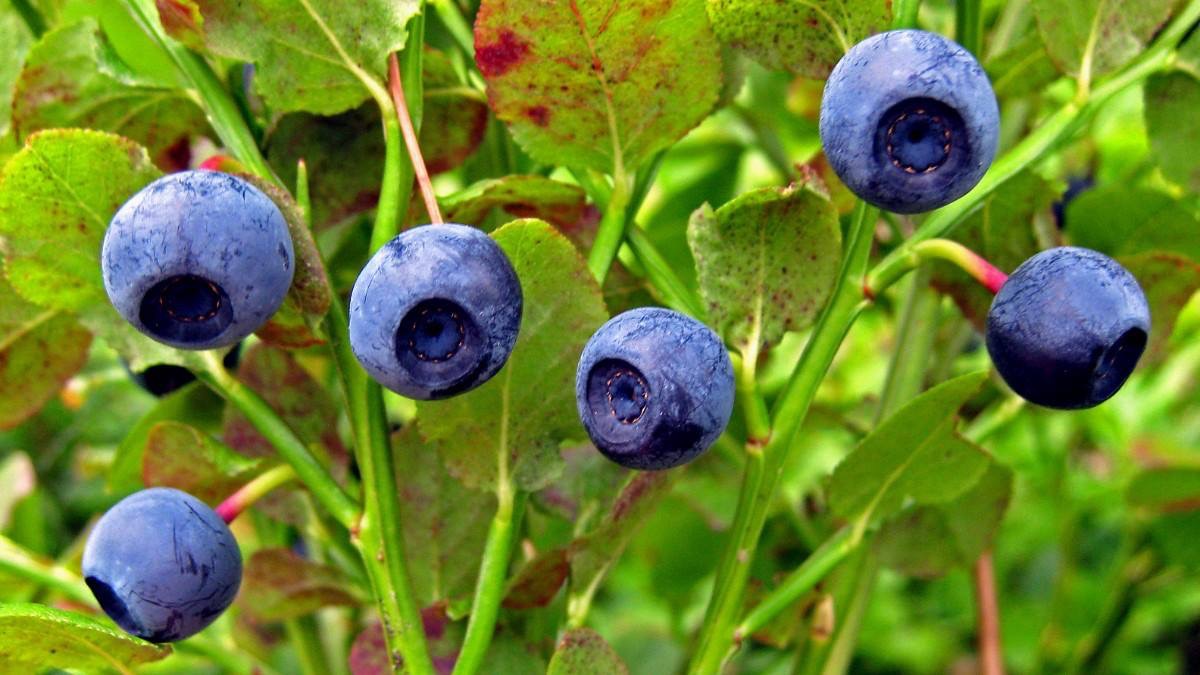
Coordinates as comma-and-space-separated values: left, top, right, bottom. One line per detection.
975, 551, 1005, 675
388, 52, 443, 224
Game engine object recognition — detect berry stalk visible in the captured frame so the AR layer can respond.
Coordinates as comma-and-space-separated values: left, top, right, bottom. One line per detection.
214, 465, 298, 524
865, 238, 1008, 299
388, 52, 443, 225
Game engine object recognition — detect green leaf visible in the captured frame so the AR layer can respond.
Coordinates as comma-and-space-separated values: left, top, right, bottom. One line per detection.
474, 0, 723, 174
238, 548, 362, 621
0, 272, 91, 430
0, 129, 187, 369
547, 628, 630, 675
0, 6, 34, 137
0, 129, 158, 313
687, 183, 841, 351
221, 344, 348, 471
141, 421, 263, 505
569, 472, 674, 600
393, 427, 494, 607
829, 372, 990, 524
416, 220, 608, 492
442, 176, 589, 233
1065, 185, 1200, 260
0, 603, 171, 671
1030, 0, 1177, 79
705, 0, 891, 78
1145, 70, 1200, 193
162, 0, 418, 114
266, 105, 384, 232
876, 461, 1013, 578
1150, 511, 1200, 570
13, 19, 209, 169
109, 382, 226, 494
985, 30, 1061, 99
1128, 466, 1200, 510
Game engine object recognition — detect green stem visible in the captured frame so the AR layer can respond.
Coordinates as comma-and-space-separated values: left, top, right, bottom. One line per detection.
587, 171, 634, 284
625, 226, 707, 320
430, 0, 476, 58
215, 464, 298, 523
196, 353, 358, 529
690, 203, 877, 674
872, 0, 1200, 283
865, 238, 1008, 298
452, 489, 526, 675
735, 527, 857, 640
0, 535, 94, 606
285, 616, 330, 675
325, 298, 435, 675
119, 0, 278, 184
801, 269, 940, 675
9, 0, 45, 37
955, 0, 984, 56
893, 0, 921, 29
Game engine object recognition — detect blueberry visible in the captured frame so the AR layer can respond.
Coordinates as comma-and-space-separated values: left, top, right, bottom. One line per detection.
986, 247, 1151, 410
102, 170, 294, 350
819, 30, 999, 214
348, 223, 522, 400
575, 308, 735, 470
82, 487, 242, 643
127, 344, 243, 397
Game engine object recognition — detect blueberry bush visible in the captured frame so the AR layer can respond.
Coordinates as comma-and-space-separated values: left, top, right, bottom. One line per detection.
1, 0, 1199, 673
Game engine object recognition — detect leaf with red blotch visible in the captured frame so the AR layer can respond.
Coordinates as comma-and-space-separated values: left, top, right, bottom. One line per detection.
474, 0, 723, 174
503, 548, 569, 610
238, 548, 363, 621
547, 628, 629, 674
13, 20, 209, 171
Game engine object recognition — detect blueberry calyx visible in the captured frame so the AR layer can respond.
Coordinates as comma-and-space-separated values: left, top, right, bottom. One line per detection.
138, 274, 233, 345
880, 98, 961, 175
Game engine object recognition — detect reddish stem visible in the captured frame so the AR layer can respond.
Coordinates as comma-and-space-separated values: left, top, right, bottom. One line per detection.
387, 52, 443, 225
974, 551, 1005, 675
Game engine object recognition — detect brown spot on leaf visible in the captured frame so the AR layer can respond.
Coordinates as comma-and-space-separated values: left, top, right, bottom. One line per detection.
524, 105, 551, 127
476, 30, 530, 77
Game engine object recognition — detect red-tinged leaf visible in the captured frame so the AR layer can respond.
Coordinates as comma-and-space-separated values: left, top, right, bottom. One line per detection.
222, 344, 348, 472
503, 548, 569, 609
475, 0, 723, 173
547, 628, 629, 675
238, 548, 362, 621
0, 273, 91, 430
13, 20, 209, 171
141, 421, 262, 505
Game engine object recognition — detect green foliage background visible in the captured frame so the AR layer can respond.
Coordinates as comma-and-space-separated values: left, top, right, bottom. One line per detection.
0, 0, 1199, 673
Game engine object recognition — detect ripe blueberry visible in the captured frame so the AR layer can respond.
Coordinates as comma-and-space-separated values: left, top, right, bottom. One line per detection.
348, 223, 522, 400
986, 247, 1151, 410
819, 30, 999, 214
575, 308, 734, 470
82, 487, 242, 643
102, 170, 294, 350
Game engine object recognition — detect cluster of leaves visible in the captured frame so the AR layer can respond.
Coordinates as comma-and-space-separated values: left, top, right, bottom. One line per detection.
0, 0, 1199, 673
